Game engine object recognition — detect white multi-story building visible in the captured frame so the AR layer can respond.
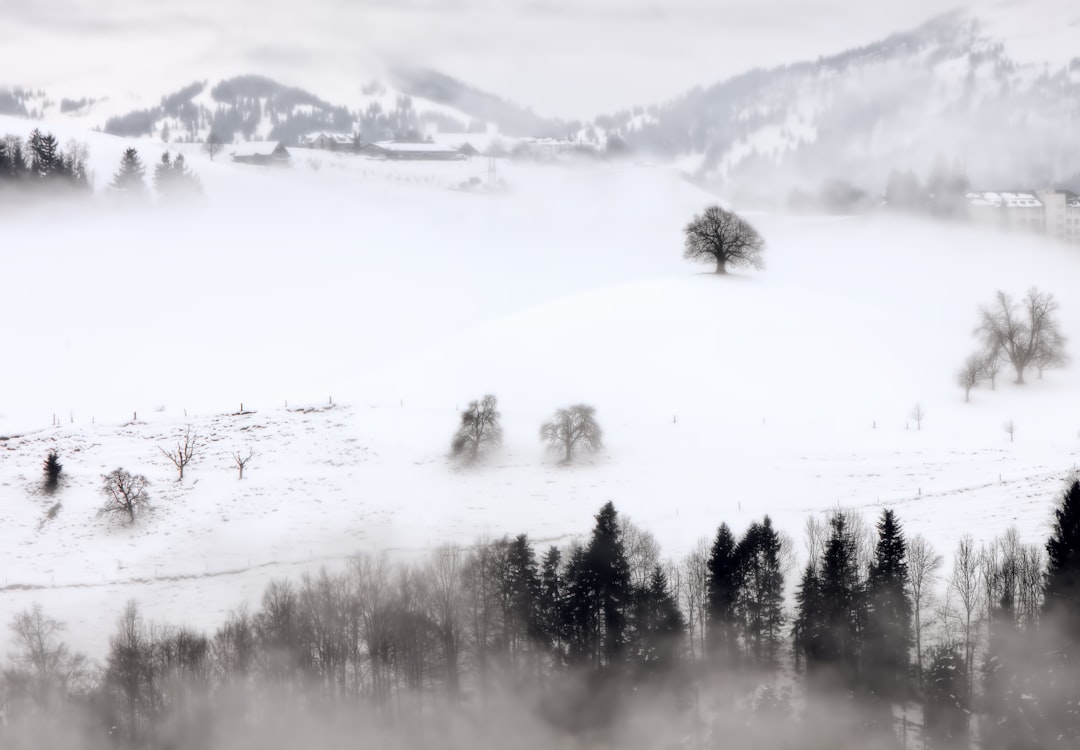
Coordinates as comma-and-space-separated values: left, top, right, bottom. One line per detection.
965, 189, 1080, 243
966, 191, 1045, 232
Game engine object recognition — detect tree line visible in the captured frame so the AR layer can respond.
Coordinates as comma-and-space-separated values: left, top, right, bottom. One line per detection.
0, 129, 90, 194
0, 129, 202, 202
3, 481, 1079, 750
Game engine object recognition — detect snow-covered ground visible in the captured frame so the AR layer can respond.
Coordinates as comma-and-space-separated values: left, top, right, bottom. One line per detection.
1, 114, 1078, 662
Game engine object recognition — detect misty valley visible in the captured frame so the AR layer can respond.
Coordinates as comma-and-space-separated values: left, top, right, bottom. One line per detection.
3, 3, 1080, 750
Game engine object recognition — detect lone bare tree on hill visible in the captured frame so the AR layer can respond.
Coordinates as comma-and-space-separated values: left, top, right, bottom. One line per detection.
451, 395, 502, 462
99, 469, 151, 524
160, 426, 199, 481
682, 205, 765, 274
910, 403, 926, 430
540, 404, 602, 463
977, 288, 1066, 384
233, 449, 254, 479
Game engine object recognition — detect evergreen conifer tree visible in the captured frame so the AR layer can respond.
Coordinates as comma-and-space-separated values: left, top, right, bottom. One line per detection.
504, 534, 541, 665
0, 138, 10, 180
981, 591, 1038, 750
794, 561, 824, 672
28, 129, 61, 178
538, 546, 564, 663
632, 565, 685, 675
817, 512, 864, 687
3, 137, 28, 181
43, 451, 63, 493
1040, 479, 1080, 747
583, 501, 633, 669
110, 147, 148, 196
1044, 480, 1080, 643
736, 516, 786, 665
924, 644, 969, 750
863, 509, 913, 703
561, 543, 593, 667
706, 522, 742, 665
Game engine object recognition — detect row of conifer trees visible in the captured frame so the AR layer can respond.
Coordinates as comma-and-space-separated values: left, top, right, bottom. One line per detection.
1, 129, 201, 200
2, 483, 1079, 750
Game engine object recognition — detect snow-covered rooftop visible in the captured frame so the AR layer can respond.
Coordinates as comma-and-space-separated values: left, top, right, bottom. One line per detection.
370, 141, 463, 153
230, 141, 286, 157
966, 191, 1043, 208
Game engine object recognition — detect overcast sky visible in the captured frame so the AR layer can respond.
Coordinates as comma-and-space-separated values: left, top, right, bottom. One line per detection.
0, 1, 1008, 118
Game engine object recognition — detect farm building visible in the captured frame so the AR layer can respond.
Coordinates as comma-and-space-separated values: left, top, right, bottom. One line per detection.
298, 132, 357, 151
360, 141, 475, 161
231, 142, 291, 166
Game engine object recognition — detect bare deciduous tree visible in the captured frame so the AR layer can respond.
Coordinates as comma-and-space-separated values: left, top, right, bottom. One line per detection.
1003, 419, 1015, 443
681, 538, 709, 659
977, 288, 1067, 384
233, 449, 254, 479
540, 404, 602, 463
160, 426, 198, 481
910, 403, 926, 431
8, 605, 88, 711
957, 354, 984, 402
451, 394, 502, 462
682, 205, 766, 274
982, 347, 1003, 390
426, 545, 466, 695
620, 515, 661, 590
950, 534, 983, 693
202, 133, 223, 161
906, 534, 943, 690
99, 468, 151, 524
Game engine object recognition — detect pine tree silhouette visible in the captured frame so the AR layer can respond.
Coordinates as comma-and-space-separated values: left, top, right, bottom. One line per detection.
632, 565, 685, 675
863, 509, 913, 703
794, 561, 824, 672
43, 451, 63, 493
706, 522, 741, 666
584, 501, 632, 669
817, 512, 864, 688
736, 517, 785, 665
924, 644, 969, 750
110, 147, 148, 196
1044, 480, 1080, 640
1039, 479, 1080, 747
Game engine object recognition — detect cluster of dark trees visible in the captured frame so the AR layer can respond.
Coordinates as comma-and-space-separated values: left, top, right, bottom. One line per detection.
108, 147, 202, 203
4, 482, 1079, 750
0, 131, 202, 203
0, 129, 90, 195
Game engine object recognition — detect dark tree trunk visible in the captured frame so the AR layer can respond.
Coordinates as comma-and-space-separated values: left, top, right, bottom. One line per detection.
715, 258, 727, 274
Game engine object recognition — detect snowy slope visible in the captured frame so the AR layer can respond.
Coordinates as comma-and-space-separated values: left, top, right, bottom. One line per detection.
1, 115, 1079, 662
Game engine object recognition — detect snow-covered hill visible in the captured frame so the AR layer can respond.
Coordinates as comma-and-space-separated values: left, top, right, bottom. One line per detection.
1, 113, 1078, 661
0, 71, 567, 148
598, 6, 1080, 197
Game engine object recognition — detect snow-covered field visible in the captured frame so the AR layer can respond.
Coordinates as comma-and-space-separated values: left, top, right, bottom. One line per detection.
1, 115, 1078, 661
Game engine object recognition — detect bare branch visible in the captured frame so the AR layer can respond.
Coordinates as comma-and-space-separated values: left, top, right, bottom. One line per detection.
160, 426, 199, 481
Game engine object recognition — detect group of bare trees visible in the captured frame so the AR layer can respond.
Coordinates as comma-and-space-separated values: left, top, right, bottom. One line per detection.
451, 396, 602, 465
959, 287, 1067, 401
83, 426, 251, 526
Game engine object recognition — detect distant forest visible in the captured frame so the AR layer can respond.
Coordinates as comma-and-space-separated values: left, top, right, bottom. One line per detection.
3, 481, 1079, 750
1, 129, 200, 202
